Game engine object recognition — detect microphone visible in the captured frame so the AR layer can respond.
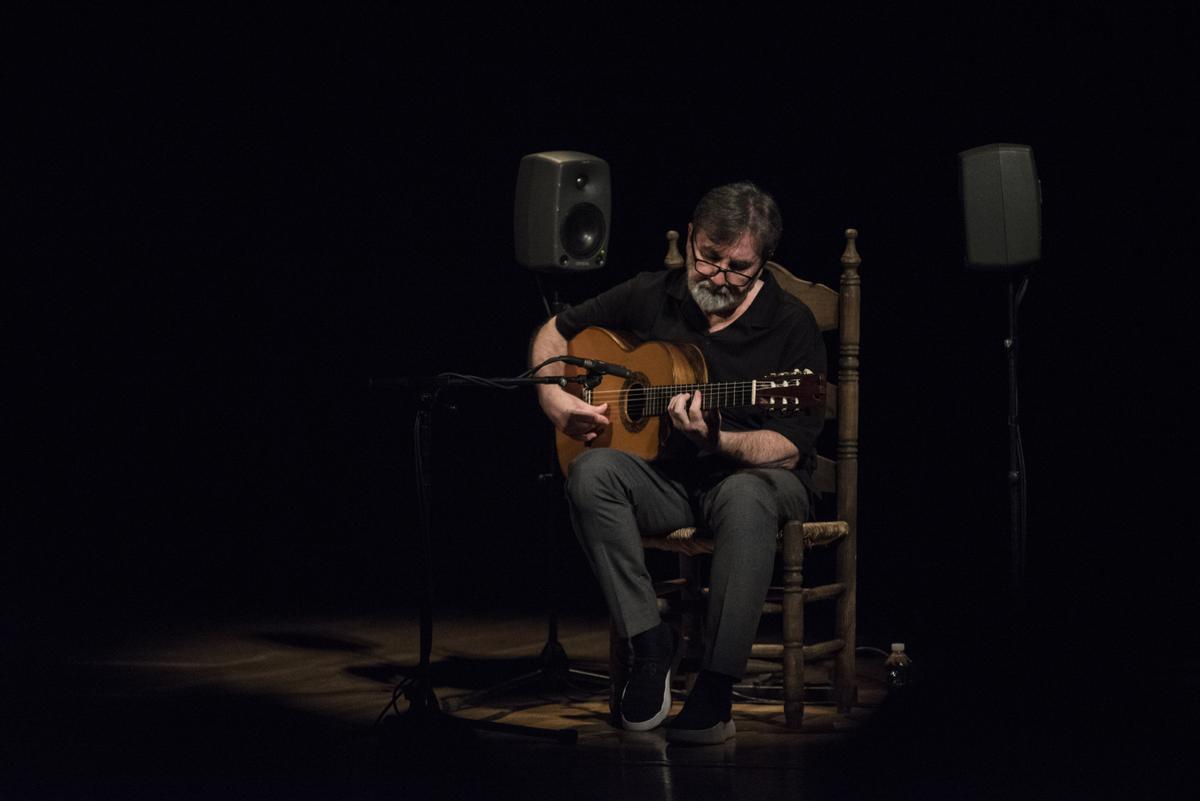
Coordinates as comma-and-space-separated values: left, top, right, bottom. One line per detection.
557, 355, 634, 378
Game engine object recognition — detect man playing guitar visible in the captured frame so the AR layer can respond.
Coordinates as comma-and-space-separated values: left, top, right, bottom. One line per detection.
529, 182, 825, 744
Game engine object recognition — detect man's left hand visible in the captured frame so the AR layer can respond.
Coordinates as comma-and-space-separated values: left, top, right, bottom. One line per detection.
668, 390, 720, 454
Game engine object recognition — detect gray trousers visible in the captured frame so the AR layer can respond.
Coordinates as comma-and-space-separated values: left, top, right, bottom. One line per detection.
564, 448, 810, 678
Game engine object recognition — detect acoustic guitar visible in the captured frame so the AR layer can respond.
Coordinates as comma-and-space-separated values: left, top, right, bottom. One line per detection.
555, 326, 825, 475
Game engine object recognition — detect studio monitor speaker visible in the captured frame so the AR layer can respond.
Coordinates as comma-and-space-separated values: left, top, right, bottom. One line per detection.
514, 151, 610, 273
958, 143, 1042, 270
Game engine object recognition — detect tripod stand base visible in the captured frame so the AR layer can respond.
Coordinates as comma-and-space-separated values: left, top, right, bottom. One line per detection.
441, 639, 609, 714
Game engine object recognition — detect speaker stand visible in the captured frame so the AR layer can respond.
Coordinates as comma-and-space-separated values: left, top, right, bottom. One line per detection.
1005, 272, 1030, 613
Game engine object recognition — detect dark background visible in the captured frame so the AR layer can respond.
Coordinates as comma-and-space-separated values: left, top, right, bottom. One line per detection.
9, 5, 1193, 684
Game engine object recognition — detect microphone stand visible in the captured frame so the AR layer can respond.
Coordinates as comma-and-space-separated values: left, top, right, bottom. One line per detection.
368, 368, 608, 745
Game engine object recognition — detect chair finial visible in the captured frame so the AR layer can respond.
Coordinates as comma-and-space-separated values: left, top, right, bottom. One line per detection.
841, 229, 861, 271
665, 230, 685, 270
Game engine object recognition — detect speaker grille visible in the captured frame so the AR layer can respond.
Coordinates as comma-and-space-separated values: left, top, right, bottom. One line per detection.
958, 143, 1042, 271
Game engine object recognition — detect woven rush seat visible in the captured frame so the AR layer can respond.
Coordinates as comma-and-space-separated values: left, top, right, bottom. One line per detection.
643, 521, 850, 555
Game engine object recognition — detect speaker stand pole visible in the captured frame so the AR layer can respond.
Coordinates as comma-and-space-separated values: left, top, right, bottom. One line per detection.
1005, 273, 1030, 614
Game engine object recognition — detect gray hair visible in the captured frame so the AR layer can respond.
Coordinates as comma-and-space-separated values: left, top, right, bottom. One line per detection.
691, 181, 782, 260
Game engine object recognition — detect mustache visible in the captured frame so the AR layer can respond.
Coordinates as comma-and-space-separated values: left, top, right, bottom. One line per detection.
694, 280, 735, 297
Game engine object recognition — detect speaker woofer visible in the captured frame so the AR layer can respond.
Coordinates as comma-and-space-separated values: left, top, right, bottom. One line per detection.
561, 202, 606, 259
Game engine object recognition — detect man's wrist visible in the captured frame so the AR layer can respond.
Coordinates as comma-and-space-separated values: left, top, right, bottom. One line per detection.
696, 427, 723, 457
537, 384, 569, 417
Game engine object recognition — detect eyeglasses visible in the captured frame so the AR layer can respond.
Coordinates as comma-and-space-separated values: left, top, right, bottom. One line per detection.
689, 230, 762, 288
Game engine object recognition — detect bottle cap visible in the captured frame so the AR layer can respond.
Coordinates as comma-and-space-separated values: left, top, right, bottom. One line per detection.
890, 643, 905, 652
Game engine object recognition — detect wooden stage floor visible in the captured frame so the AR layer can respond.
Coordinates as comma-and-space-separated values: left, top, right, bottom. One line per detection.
2, 607, 1191, 799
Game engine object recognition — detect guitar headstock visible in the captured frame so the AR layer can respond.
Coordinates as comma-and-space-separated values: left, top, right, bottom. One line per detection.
755, 369, 826, 413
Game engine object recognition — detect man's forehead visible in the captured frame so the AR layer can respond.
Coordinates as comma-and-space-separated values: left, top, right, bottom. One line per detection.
695, 228, 759, 259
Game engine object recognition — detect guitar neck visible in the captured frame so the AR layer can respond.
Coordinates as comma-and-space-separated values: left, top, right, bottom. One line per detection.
589, 381, 759, 414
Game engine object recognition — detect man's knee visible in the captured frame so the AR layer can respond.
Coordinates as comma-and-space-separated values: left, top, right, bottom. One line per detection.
705, 469, 809, 529
564, 448, 630, 506
707, 471, 779, 516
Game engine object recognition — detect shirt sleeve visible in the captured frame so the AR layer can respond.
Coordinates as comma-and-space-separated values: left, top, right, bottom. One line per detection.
553, 273, 650, 340
764, 312, 826, 462
724, 303, 827, 466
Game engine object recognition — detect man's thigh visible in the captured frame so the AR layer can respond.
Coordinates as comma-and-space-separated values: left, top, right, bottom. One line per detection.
700, 468, 810, 530
565, 449, 696, 536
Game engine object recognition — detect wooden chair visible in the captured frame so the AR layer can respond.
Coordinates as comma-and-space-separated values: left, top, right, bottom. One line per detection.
609, 228, 861, 729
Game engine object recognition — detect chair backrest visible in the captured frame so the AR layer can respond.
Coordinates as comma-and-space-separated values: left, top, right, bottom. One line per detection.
662, 229, 861, 529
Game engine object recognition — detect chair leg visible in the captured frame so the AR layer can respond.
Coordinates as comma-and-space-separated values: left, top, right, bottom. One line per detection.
677, 553, 704, 683
782, 521, 806, 729
834, 531, 857, 714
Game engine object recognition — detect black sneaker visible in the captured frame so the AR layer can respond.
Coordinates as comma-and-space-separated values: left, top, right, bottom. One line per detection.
619, 626, 676, 731
666, 671, 736, 745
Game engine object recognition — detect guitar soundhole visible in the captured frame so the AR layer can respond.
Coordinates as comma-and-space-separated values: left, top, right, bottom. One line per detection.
621, 374, 651, 433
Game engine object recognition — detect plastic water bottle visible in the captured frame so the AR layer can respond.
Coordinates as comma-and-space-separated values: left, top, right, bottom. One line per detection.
885, 643, 912, 689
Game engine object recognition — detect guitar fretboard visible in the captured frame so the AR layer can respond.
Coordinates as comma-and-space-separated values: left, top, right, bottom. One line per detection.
586, 381, 758, 414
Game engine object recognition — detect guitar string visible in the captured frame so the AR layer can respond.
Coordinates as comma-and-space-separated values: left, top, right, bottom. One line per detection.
586, 380, 761, 392
587, 383, 757, 402
587, 383, 755, 397
596, 384, 733, 409
586, 380, 803, 400
585, 380, 814, 411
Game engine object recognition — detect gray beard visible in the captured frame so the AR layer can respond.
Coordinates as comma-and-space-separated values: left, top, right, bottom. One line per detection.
689, 279, 741, 315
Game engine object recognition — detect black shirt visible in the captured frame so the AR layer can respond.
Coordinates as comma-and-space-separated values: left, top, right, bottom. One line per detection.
555, 267, 826, 490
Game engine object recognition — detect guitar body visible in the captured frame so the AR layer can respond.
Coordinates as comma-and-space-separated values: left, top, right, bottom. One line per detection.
556, 327, 708, 475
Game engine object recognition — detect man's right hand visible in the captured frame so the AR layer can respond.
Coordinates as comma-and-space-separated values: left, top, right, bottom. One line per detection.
530, 315, 610, 441
542, 392, 610, 442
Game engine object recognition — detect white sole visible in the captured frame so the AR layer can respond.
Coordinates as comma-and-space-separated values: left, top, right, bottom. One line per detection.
620, 669, 672, 731
666, 718, 736, 745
